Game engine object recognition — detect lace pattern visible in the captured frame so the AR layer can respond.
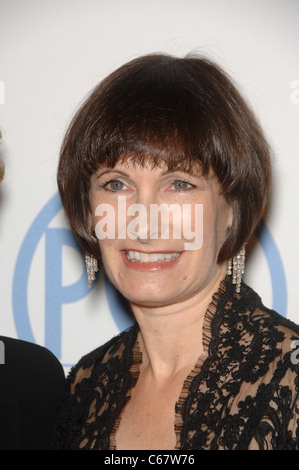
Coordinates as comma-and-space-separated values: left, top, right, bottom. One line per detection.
53, 277, 299, 450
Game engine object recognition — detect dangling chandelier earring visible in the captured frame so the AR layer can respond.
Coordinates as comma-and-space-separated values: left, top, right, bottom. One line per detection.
227, 244, 246, 294
85, 253, 98, 289
85, 227, 99, 289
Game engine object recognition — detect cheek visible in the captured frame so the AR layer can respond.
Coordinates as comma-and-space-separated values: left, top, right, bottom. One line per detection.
214, 202, 233, 248
201, 200, 232, 252
201, 204, 217, 240
98, 241, 125, 284
98, 239, 117, 268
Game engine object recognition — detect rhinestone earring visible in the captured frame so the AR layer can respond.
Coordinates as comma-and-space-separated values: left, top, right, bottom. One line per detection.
85, 253, 98, 289
227, 244, 246, 294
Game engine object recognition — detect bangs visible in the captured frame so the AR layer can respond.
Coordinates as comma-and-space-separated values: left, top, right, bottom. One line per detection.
91, 128, 208, 177
73, 54, 215, 178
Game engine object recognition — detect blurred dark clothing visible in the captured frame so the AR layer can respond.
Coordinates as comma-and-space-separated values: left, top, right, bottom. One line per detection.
0, 336, 65, 449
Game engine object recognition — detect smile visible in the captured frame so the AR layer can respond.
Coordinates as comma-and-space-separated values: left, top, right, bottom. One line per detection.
125, 251, 180, 263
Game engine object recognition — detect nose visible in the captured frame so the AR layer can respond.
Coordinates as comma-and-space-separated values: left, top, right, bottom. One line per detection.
126, 202, 158, 243
127, 189, 160, 243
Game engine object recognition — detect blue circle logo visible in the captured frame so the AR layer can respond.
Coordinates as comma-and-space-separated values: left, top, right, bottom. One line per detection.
12, 193, 90, 360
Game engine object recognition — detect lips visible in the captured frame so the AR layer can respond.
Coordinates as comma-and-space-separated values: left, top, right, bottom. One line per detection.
125, 250, 180, 263
121, 249, 182, 271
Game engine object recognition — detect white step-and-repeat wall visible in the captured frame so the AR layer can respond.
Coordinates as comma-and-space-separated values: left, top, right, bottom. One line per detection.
0, 0, 298, 373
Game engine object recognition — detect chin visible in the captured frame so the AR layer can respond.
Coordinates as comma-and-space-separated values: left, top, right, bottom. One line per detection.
129, 296, 173, 308
121, 283, 174, 307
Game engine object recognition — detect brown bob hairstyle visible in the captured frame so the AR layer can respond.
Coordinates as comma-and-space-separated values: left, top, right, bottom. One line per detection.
57, 53, 272, 263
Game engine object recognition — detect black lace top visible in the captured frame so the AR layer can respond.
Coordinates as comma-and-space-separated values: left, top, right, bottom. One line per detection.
53, 278, 299, 450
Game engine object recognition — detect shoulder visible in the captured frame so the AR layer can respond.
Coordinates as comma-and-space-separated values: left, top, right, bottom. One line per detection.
0, 336, 65, 386
0, 336, 65, 449
238, 282, 299, 378
235, 281, 299, 339
217, 280, 299, 383
241, 282, 299, 351
67, 323, 138, 389
252, 306, 299, 370
53, 324, 139, 449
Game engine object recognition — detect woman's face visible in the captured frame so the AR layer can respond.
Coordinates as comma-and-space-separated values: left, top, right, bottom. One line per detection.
89, 160, 233, 308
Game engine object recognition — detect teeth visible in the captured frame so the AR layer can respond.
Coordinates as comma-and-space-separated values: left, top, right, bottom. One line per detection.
126, 251, 180, 263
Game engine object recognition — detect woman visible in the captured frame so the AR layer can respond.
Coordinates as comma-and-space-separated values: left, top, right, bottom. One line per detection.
54, 53, 299, 450
0, 134, 65, 449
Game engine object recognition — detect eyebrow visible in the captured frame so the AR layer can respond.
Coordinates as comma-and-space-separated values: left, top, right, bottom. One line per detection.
160, 170, 193, 176
95, 169, 131, 179
160, 169, 204, 180
95, 167, 203, 180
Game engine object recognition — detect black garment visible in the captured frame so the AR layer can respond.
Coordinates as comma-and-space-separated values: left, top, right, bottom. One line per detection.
53, 278, 299, 450
0, 336, 65, 449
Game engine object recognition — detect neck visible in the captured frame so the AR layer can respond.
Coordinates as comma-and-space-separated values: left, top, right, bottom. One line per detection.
131, 268, 226, 380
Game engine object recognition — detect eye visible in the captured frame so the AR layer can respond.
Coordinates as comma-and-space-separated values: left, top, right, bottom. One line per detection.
102, 179, 125, 191
171, 180, 194, 191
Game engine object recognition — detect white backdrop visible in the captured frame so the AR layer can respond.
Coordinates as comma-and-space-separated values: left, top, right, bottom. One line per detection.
0, 0, 298, 373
